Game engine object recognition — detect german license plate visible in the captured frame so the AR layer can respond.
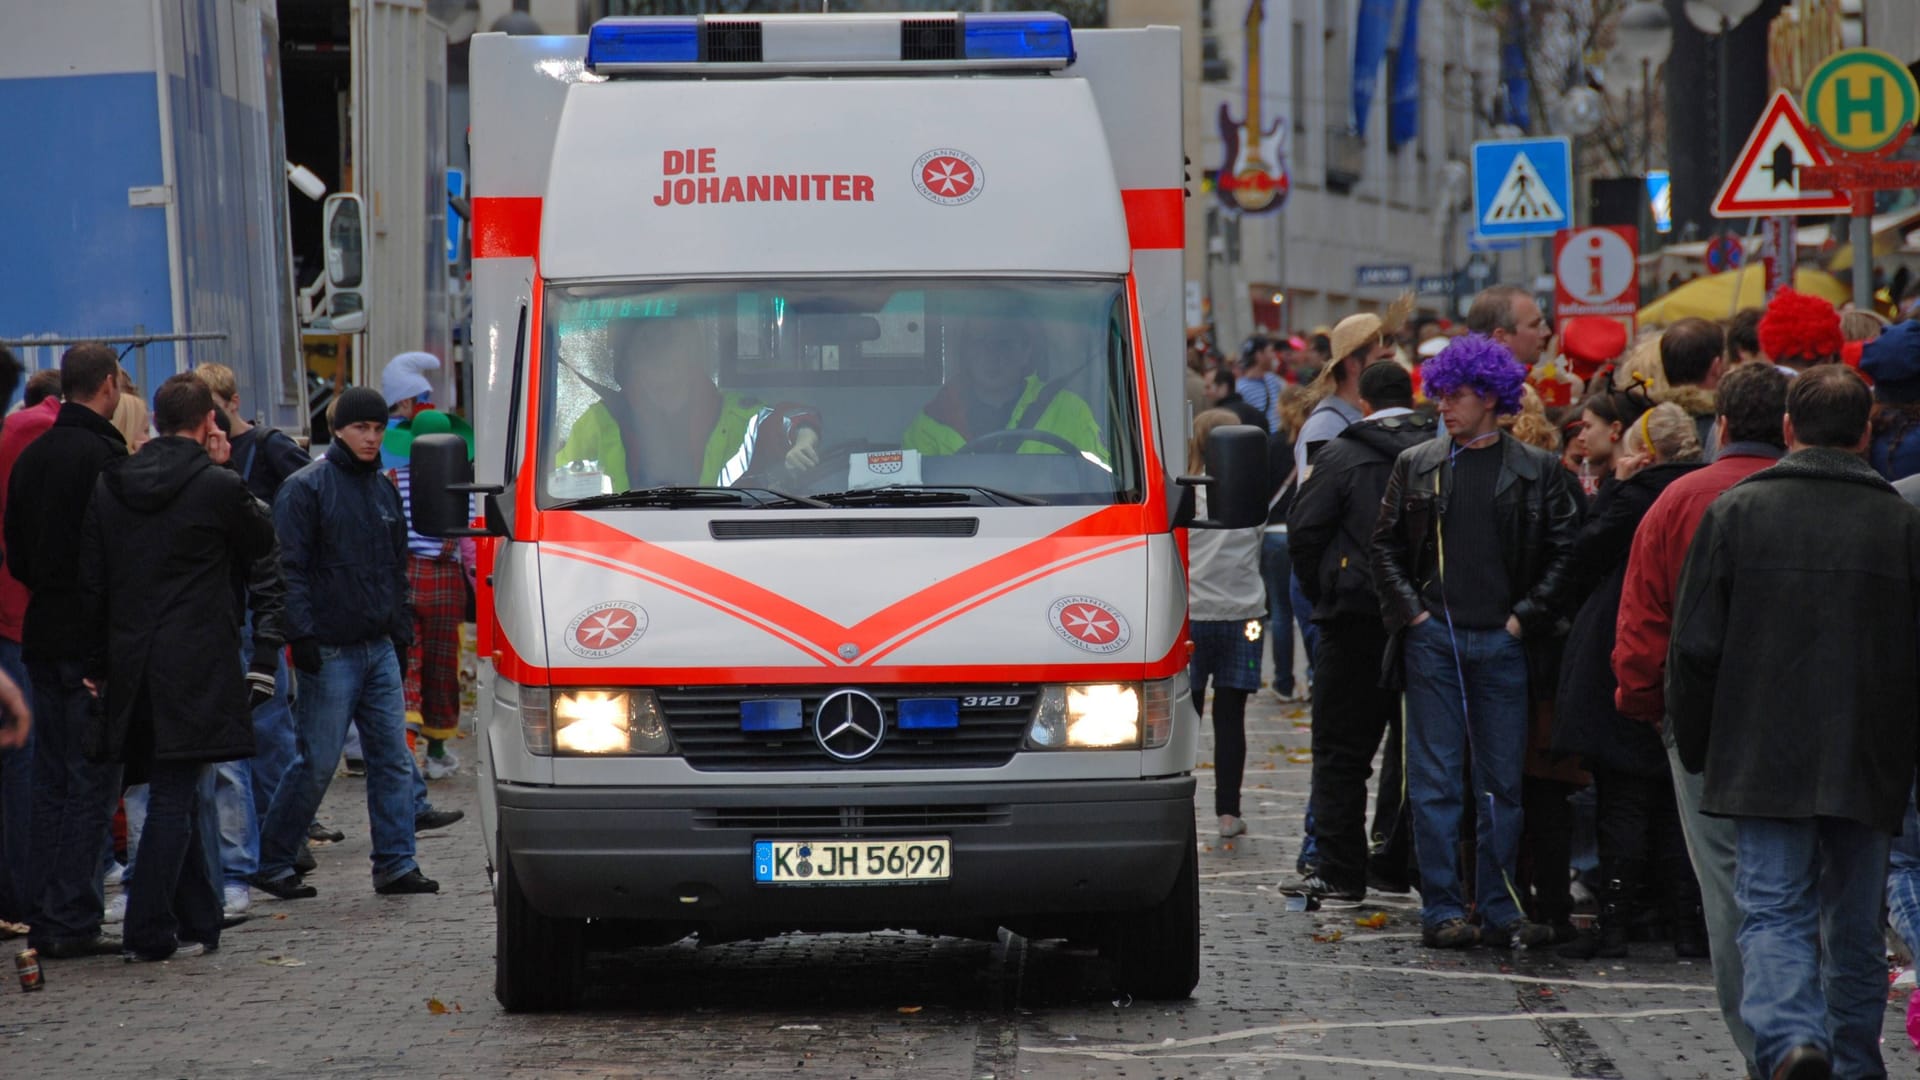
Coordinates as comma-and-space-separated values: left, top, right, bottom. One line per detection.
753, 839, 950, 884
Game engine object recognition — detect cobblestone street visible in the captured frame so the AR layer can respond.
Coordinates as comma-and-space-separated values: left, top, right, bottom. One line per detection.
4, 694, 1908, 1078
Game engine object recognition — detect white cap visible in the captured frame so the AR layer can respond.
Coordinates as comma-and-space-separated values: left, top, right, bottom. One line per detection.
1417, 336, 1450, 360
381, 351, 441, 406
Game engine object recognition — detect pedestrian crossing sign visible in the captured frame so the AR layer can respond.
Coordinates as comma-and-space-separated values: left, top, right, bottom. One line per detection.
1473, 137, 1572, 239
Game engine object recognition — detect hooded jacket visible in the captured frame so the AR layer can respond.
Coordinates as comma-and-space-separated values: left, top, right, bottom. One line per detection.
1668, 448, 1920, 830
78, 436, 277, 767
5, 402, 128, 663
275, 441, 415, 648
1658, 384, 1718, 464
1288, 410, 1438, 622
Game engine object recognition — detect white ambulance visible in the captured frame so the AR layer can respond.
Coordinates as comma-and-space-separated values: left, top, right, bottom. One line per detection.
410, 11, 1269, 1011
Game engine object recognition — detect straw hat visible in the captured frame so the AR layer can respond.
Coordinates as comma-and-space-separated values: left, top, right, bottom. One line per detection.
1319, 293, 1415, 388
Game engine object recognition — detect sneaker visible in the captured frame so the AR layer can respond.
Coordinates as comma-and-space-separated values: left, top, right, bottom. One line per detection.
1365, 868, 1412, 895
308, 822, 345, 844
423, 750, 460, 780
1422, 918, 1482, 949
37, 934, 123, 959
1770, 1044, 1831, 1080
1491, 919, 1556, 950
104, 861, 125, 889
247, 872, 317, 901
375, 869, 441, 895
414, 808, 464, 832
1278, 873, 1364, 902
223, 882, 251, 918
123, 940, 207, 963
104, 893, 127, 925
343, 756, 366, 777
1218, 814, 1247, 839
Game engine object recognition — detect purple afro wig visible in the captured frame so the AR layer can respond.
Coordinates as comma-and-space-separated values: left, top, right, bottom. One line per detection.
1423, 334, 1528, 416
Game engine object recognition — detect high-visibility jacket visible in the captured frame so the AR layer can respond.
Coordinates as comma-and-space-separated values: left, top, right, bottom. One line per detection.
901, 374, 1106, 462
556, 391, 793, 490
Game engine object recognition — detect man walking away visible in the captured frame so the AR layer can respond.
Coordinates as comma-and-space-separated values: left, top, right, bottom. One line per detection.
7, 344, 127, 957
252, 388, 439, 899
1282, 361, 1433, 900
79, 375, 279, 961
1371, 335, 1580, 950
1669, 366, 1920, 1080
1657, 318, 1725, 459
1613, 362, 1788, 1075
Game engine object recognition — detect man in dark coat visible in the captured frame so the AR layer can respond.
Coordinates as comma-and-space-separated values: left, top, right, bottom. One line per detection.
6, 343, 127, 957
1281, 361, 1433, 900
252, 387, 439, 899
1669, 366, 1920, 1080
78, 374, 279, 961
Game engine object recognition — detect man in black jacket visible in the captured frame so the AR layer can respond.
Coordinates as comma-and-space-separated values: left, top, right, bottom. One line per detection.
1370, 335, 1580, 951
1669, 366, 1920, 1080
6, 344, 126, 957
78, 375, 280, 961
252, 387, 438, 899
1281, 362, 1433, 901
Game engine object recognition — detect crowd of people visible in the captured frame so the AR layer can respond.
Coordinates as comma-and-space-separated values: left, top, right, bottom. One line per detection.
1191, 283, 1920, 1080
0, 348, 473, 964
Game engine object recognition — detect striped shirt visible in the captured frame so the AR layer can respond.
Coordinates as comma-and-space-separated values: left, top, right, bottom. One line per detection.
387, 466, 467, 561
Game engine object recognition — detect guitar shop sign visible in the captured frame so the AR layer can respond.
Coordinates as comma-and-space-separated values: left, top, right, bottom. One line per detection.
1215, 0, 1289, 214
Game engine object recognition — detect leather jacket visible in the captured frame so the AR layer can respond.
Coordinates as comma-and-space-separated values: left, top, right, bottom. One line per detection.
1369, 431, 1581, 638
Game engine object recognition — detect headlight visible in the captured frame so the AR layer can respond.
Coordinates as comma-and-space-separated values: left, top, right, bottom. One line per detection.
1026, 683, 1141, 749
517, 687, 672, 756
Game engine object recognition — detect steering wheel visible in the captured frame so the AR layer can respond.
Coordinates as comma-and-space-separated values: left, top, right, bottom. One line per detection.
957, 428, 1086, 457
740, 439, 879, 491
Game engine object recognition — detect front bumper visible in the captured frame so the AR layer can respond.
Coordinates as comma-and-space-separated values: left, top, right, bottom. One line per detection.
496, 777, 1195, 925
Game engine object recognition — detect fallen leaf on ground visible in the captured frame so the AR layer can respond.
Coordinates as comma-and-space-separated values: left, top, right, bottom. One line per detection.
1285, 751, 1313, 764
897, 1005, 923, 1014
427, 998, 448, 1015
1291, 720, 1311, 730
1311, 930, 1344, 943
258, 955, 306, 967
1354, 912, 1389, 929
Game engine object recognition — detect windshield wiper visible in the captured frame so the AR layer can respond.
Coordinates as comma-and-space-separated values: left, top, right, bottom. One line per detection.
811, 484, 1046, 508
553, 485, 832, 511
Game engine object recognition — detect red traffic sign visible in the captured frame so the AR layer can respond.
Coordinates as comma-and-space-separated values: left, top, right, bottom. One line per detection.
1800, 158, 1920, 191
1712, 91, 1852, 218
1554, 226, 1639, 318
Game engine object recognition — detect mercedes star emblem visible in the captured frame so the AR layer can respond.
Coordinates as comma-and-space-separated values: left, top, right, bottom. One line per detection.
814, 689, 886, 762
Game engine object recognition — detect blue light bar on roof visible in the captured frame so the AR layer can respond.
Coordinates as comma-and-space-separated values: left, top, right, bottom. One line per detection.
586, 17, 697, 68
962, 13, 1075, 64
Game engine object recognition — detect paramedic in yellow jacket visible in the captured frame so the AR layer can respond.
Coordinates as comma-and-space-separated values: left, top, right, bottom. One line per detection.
902, 312, 1106, 461
556, 315, 821, 490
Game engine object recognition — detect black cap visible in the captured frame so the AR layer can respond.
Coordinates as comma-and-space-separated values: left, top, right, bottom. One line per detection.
332, 386, 389, 430
1358, 360, 1414, 408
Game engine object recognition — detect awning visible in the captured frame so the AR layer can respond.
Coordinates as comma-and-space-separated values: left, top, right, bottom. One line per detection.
1636, 267, 1851, 326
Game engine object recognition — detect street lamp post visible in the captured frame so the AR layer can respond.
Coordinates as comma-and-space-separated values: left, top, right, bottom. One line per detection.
1613, 2, 1672, 255
1684, 0, 1765, 199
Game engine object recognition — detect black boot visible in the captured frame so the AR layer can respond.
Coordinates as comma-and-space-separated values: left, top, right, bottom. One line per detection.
1666, 859, 1710, 960
1558, 860, 1637, 960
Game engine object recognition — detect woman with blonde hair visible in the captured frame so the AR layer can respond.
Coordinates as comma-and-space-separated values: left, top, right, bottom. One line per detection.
1187, 408, 1268, 839
1503, 384, 1560, 452
1543, 400, 1706, 959
111, 386, 150, 451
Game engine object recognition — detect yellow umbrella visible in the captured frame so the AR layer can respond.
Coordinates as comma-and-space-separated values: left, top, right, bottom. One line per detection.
1637, 267, 1851, 327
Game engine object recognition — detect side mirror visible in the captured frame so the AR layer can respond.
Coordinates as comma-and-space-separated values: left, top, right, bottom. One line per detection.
323, 193, 366, 289
410, 433, 502, 538
1175, 425, 1268, 530
327, 290, 368, 334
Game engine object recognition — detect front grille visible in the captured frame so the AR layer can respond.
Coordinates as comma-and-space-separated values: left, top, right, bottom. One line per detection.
659, 685, 1036, 771
901, 18, 959, 61
710, 517, 978, 540
693, 805, 1010, 830
703, 20, 762, 62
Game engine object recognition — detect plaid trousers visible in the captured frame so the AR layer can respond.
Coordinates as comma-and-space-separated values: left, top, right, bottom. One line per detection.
405, 554, 464, 740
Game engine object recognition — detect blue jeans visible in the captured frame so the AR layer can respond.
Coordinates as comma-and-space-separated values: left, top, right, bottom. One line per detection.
1887, 786, 1920, 957
25, 660, 123, 948
1287, 572, 1319, 680
124, 760, 221, 958
256, 641, 418, 887
211, 759, 255, 885
1402, 618, 1529, 929
0, 638, 35, 923
1259, 532, 1297, 695
1735, 815, 1891, 1079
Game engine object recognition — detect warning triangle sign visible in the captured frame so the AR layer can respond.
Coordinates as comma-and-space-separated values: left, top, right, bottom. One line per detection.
1485, 152, 1566, 225
1712, 91, 1851, 218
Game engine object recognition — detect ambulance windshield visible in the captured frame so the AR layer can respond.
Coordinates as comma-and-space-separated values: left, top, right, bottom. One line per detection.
538, 279, 1143, 507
